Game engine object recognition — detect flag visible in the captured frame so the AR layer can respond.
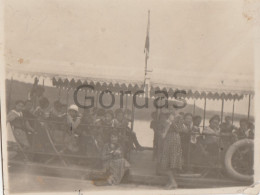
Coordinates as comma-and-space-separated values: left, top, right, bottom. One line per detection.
144, 10, 150, 59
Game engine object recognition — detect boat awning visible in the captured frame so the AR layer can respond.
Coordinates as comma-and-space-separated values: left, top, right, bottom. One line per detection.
6, 64, 254, 101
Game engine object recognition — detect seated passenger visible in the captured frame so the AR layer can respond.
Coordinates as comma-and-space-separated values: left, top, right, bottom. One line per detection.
64, 104, 81, 153
7, 100, 30, 148
33, 97, 50, 120
112, 109, 127, 133
22, 100, 36, 145
102, 110, 114, 144
190, 115, 202, 144
49, 100, 66, 120
93, 108, 106, 151
181, 113, 193, 169
94, 132, 130, 186
220, 116, 237, 135
202, 115, 221, 157
233, 118, 254, 140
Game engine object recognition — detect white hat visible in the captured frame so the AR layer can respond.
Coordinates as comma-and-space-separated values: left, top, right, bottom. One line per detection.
68, 104, 79, 112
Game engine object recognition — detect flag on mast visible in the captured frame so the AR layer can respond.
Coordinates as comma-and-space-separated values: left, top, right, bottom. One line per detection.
144, 10, 150, 60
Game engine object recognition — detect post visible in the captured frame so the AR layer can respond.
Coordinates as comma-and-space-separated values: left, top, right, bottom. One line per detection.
203, 97, 207, 130
58, 87, 62, 101
247, 94, 251, 120
231, 99, 235, 125
66, 90, 70, 114
220, 98, 224, 123
131, 95, 135, 131
95, 91, 99, 108
125, 94, 128, 109
193, 100, 196, 115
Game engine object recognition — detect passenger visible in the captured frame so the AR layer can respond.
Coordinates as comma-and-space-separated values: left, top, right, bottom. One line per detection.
160, 112, 182, 189
94, 132, 130, 186
33, 97, 50, 120
220, 116, 237, 135
64, 104, 81, 153
190, 115, 202, 144
181, 113, 193, 170
202, 115, 221, 160
49, 100, 66, 120
102, 110, 114, 144
150, 111, 159, 156
7, 100, 30, 148
233, 118, 254, 140
78, 110, 96, 155
123, 109, 143, 152
93, 108, 106, 151
113, 108, 127, 132
22, 100, 36, 145
28, 78, 45, 109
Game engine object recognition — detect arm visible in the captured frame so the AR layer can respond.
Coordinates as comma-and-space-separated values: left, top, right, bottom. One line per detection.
25, 121, 36, 133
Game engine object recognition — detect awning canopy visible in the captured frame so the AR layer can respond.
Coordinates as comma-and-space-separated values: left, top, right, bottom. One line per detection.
6, 64, 254, 101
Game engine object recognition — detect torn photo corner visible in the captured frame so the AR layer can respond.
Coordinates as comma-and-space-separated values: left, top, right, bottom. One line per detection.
0, 0, 260, 194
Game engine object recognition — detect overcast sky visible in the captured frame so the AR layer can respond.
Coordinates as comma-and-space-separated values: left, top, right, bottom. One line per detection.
4, 0, 256, 114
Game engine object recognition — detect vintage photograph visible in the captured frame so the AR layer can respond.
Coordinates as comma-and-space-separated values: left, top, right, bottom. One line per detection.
1, 0, 259, 194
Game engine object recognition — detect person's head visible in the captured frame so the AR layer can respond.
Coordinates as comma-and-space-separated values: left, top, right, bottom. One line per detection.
24, 100, 33, 111
209, 115, 220, 129
39, 97, 49, 110
53, 100, 63, 112
124, 109, 132, 121
110, 132, 119, 144
193, 115, 202, 126
184, 113, 193, 126
14, 100, 25, 112
115, 108, 124, 122
96, 108, 105, 120
225, 116, 232, 125
104, 110, 114, 123
68, 104, 79, 118
239, 118, 248, 131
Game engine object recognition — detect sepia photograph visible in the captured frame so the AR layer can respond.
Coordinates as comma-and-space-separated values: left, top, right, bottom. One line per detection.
0, 0, 259, 194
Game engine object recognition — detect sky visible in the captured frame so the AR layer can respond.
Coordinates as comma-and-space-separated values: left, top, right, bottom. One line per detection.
3, 0, 257, 114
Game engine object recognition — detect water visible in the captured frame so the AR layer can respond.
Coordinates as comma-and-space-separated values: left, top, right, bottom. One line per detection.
133, 119, 240, 147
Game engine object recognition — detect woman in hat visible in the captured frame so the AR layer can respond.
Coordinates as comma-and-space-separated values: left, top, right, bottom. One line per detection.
64, 104, 81, 153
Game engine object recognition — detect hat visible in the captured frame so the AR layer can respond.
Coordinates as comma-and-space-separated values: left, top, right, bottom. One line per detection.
68, 104, 79, 112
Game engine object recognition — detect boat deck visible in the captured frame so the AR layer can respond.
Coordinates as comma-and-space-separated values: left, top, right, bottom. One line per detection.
9, 149, 252, 188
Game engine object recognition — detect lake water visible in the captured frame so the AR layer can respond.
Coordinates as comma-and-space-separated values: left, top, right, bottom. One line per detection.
134, 119, 240, 147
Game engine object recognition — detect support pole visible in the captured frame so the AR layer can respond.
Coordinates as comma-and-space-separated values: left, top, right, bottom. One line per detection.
203, 97, 207, 130
125, 94, 128, 109
247, 94, 251, 120
131, 95, 135, 131
220, 98, 224, 123
95, 91, 99, 108
232, 99, 235, 125
193, 100, 196, 115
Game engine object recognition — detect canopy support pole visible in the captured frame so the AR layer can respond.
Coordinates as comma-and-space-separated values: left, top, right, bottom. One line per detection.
125, 94, 128, 109
232, 99, 235, 125
66, 90, 69, 113
131, 95, 135, 131
220, 98, 224, 123
203, 97, 207, 130
193, 100, 196, 115
95, 91, 99, 108
58, 87, 62, 101
247, 94, 251, 120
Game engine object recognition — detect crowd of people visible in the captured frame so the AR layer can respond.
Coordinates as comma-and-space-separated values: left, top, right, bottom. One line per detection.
6, 82, 144, 186
150, 109, 255, 189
